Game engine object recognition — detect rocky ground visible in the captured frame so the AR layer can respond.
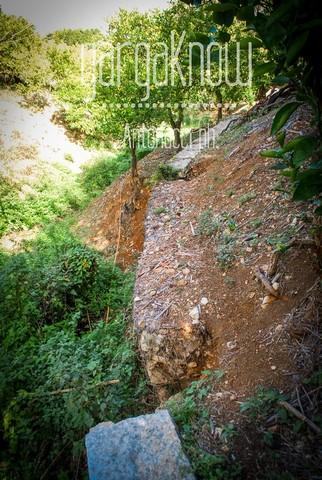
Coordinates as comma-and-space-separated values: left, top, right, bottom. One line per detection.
80, 103, 321, 478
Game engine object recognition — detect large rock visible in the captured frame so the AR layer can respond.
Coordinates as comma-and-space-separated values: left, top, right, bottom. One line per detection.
85, 410, 195, 480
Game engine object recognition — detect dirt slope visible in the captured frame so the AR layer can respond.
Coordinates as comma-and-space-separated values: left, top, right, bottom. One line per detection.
132, 107, 320, 398
0, 89, 94, 184
77, 148, 176, 267
78, 105, 321, 477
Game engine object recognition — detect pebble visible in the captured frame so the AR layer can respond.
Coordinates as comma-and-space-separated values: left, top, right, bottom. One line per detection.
226, 340, 237, 350
200, 297, 209, 305
182, 268, 190, 275
189, 306, 200, 324
262, 295, 276, 305
187, 361, 197, 369
262, 295, 271, 305
271, 365, 277, 371
272, 282, 279, 291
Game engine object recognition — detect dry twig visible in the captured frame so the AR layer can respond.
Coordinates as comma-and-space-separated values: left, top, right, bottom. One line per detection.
255, 266, 280, 298
278, 400, 321, 435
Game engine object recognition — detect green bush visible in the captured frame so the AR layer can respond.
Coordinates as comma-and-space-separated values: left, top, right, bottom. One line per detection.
80, 152, 131, 197
0, 175, 85, 237
0, 229, 147, 478
80, 147, 151, 199
155, 163, 179, 181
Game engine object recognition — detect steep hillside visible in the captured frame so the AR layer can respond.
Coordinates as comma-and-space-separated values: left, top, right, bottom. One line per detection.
0, 89, 94, 183
79, 103, 321, 478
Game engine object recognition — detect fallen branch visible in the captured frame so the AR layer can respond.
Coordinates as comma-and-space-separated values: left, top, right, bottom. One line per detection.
268, 252, 280, 277
255, 266, 279, 298
26, 380, 119, 398
154, 302, 173, 322
278, 400, 321, 435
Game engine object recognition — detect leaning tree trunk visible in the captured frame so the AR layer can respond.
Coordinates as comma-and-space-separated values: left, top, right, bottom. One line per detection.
168, 105, 183, 150
129, 139, 138, 179
173, 127, 182, 150
128, 134, 141, 207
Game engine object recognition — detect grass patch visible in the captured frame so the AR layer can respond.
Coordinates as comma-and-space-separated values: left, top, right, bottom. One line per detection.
238, 191, 257, 206
153, 163, 179, 181
154, 206, 168, 215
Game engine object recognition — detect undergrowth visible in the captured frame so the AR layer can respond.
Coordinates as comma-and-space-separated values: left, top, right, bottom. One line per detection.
0, 147, 152, 238
165, 370, 242, 480
0, 224, 149, 479
197, 210, 238, 269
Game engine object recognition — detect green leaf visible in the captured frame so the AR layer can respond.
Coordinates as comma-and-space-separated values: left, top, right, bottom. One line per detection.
281, 169, 294, 177
271, 102, 301, 135
213, 12, 234, 26
286, 31, 309, 65
315, 205, 322, 215
293, 169, 322, 200
276, 131, 286, 147
253, 61, 276, 76
211, 4, 236, 27
260, 149, 284, 158
272, 75, 290, 85
283, 135, 317, 167
261, 22, 286, 48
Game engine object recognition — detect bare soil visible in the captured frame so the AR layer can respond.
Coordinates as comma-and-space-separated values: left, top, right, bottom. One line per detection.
79, 108, 321, 478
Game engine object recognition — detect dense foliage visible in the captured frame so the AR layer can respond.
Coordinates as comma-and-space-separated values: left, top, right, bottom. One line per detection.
1, 1, 321, 478
0, 226, 148, 478
0, 11, 49, 87
47, 28, 104, 46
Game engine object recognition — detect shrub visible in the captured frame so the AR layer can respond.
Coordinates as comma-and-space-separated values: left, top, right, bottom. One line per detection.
197, 209, 220, 236
80, 152, 131, 198
0, 175, 85, 237
155, 163, 179, 181
0, 230, 148, 478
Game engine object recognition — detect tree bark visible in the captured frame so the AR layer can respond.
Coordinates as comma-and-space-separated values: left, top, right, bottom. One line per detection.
129, 134, 138, 179
215, 88, 223, 124
168, 105, 183, 150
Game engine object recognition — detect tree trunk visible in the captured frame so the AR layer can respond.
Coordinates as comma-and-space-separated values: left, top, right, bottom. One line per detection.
173, 127, 182, 150
168, 105, 183, 150
215, 89, 223, 124
129, 134, 138, 179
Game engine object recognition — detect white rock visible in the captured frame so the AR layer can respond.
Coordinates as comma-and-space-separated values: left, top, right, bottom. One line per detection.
226, 340, 237, 350
189, 306, 200, 324
200, 297, 209, 305
272, 282, 279, 291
